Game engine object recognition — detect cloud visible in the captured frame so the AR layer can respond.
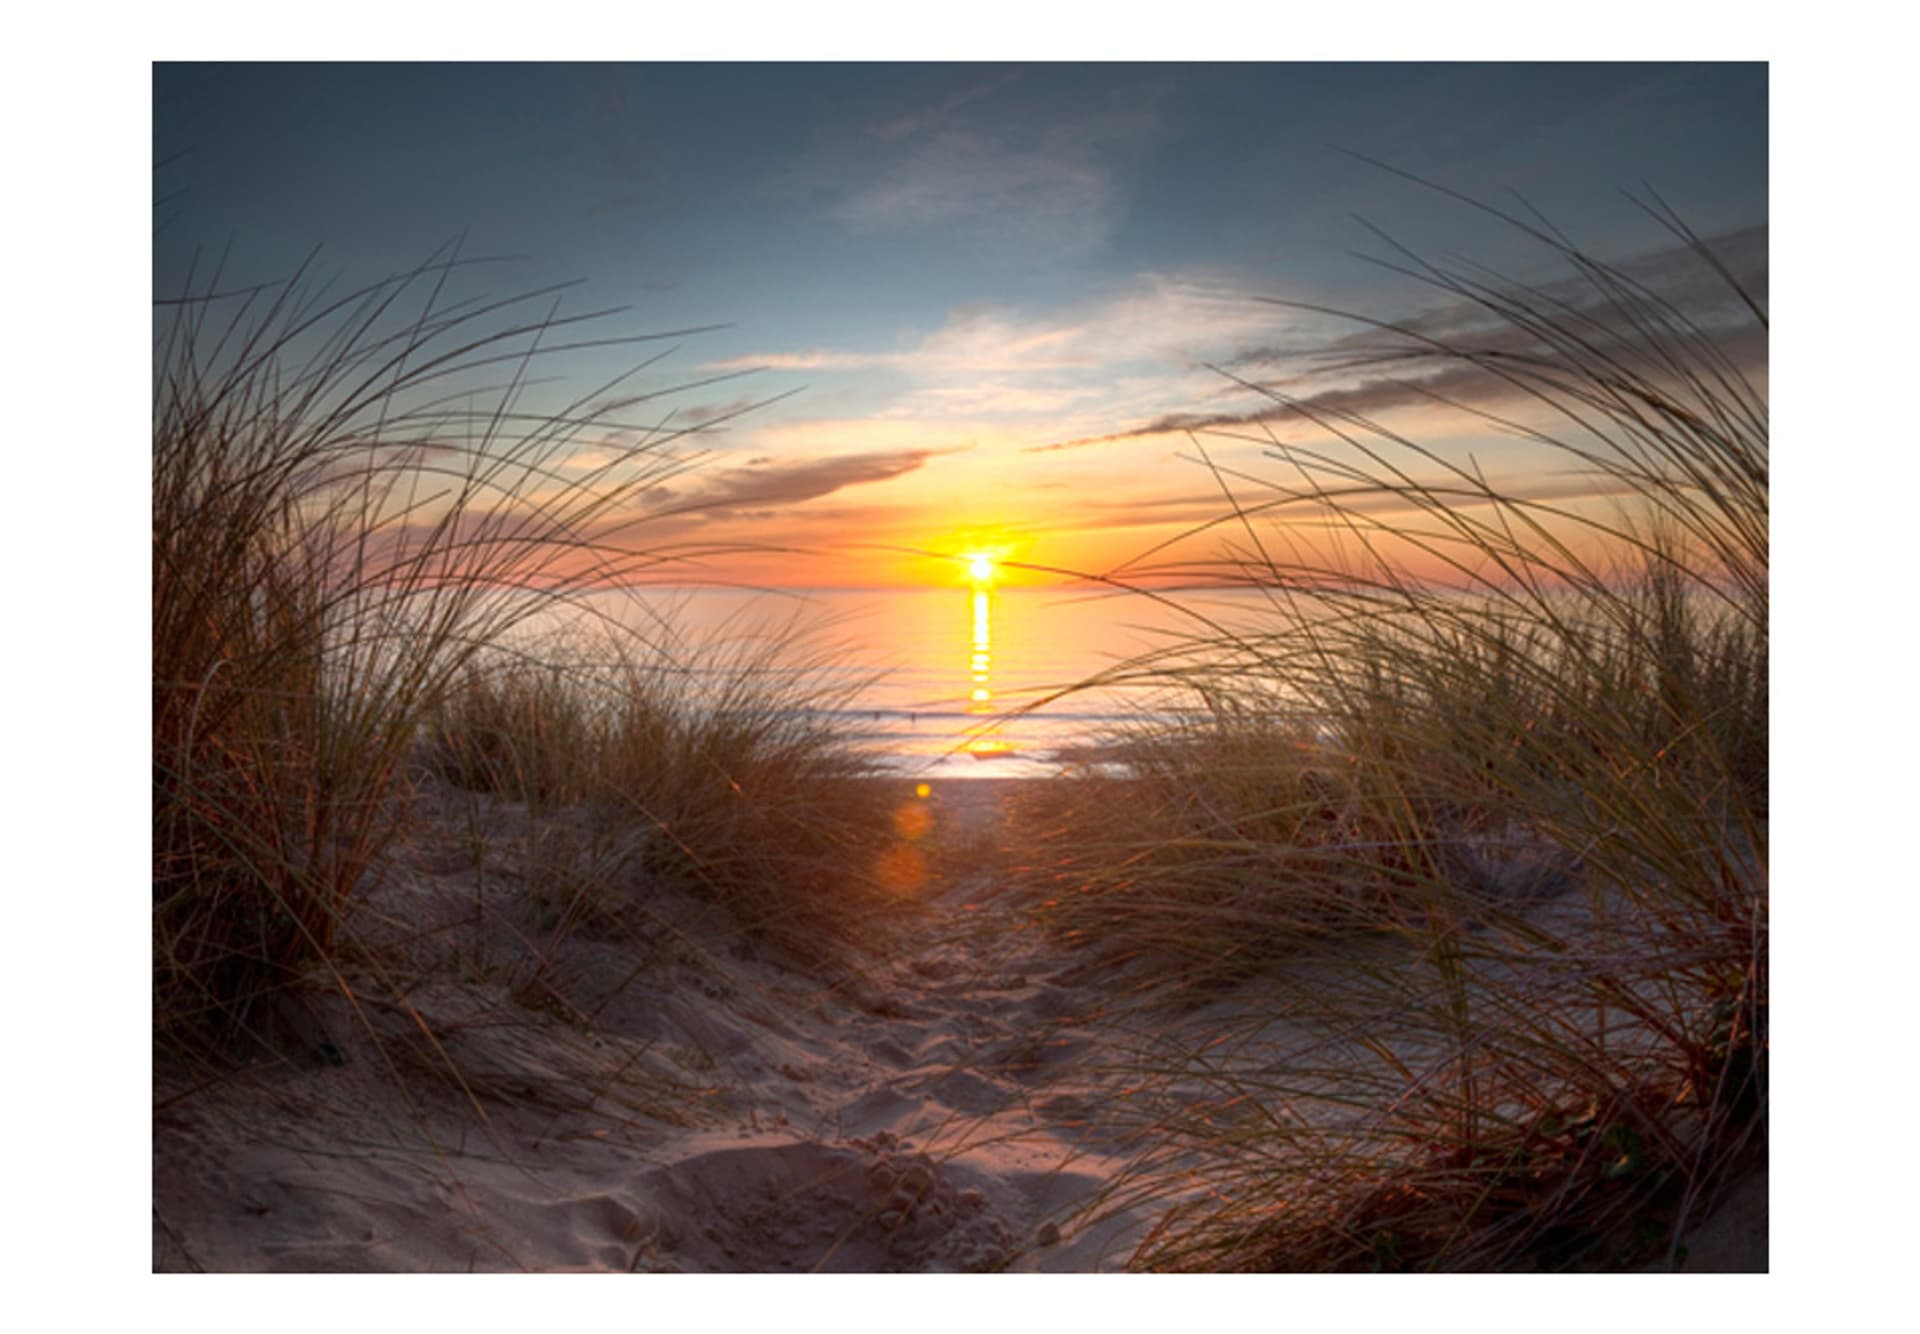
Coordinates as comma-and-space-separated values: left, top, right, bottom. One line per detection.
555, 446, 621, 472
637, 445, 967, 520
702, 273, 1315, 389
1024, 359, 1536, 453
679, 396, 764, 426
770, 70, 1171, 264
1031, 227, 1769, 454
1037, 470, 1659, 536
830, 125, 1123, 259
700, 308, 1095, 377
880, 381, 1105, 419
1229, 225, 1768, 371
698, 350, 892, 373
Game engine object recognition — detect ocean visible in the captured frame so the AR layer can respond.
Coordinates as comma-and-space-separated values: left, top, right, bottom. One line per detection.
534, 585, 1287, 779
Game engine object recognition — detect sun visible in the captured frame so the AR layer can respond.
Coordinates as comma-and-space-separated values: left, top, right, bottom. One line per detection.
966, 553, 995, 583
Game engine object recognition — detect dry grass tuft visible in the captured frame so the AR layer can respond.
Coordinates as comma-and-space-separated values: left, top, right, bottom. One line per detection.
1028, 188, 1766, 1270
418, 627, 903, 960
152, 248, 889, 1066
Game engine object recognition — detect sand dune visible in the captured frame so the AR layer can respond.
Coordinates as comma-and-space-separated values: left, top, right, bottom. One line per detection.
154, 779, 1175, 1272
152, 777, 1762, 1273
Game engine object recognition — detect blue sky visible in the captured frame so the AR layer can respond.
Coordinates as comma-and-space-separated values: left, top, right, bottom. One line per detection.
154, 62, 1767, 585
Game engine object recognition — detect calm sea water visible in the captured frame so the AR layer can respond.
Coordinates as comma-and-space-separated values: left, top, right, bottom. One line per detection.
497, 580, 1722, 777
534, 586, 1286, 779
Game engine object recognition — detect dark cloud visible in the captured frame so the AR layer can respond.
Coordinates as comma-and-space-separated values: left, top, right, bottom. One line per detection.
1015, 471, 1657, 538
1031, 225, 1768, 455
1297, 223, 1768, 365
641, 446, 965, 520
679, 397, 765, 427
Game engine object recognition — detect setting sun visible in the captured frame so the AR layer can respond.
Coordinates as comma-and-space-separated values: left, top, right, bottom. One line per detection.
966, 553, 995, 583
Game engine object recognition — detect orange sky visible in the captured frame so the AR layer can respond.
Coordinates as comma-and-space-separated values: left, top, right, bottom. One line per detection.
157, 65, 1766, 598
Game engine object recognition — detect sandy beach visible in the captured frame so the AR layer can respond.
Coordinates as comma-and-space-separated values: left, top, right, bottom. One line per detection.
156, 778, 1157, 1271
152, 775, 1763, 1273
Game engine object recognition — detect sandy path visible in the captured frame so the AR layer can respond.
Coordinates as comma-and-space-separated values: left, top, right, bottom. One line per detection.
151, 776, 1764, 1272
153, 778, 1165, 1272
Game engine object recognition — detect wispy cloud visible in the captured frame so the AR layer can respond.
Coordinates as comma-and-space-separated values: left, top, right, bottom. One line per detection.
771, 69, 1172, 264
699, 310, 1090, 377
679, 396, 765, 426
829, 125, 1123, 259
636, 445, 968, 520
1030, 227, 1769, 454
1237, 223, 1770, 368
1030, 470, 1661, 536
1024, 359, 1548, 453
703, 273, 1317, 387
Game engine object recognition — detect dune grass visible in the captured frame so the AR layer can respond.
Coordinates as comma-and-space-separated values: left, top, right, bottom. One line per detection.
152, 248, 891, 1065
418, 622, 902, 959
1025, 191, 1767, 1269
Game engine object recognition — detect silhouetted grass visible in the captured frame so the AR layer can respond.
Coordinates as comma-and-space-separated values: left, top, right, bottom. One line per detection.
1027, 190, 1766, 1269
419, 624, 901, 958
152, 248, 883, 1059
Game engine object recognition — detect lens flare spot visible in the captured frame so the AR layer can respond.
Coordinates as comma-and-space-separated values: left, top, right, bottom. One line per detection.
892, 801, 933, 841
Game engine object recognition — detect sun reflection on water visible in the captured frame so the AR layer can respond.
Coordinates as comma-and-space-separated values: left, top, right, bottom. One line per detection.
964, 585, 1014, 759
968, 589, 992, 713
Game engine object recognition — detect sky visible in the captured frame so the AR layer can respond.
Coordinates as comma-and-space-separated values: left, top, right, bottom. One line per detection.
153, 62, 1768, 588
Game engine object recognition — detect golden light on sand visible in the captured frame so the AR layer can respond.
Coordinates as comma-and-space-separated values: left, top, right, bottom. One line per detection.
874, 842, 928, 895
